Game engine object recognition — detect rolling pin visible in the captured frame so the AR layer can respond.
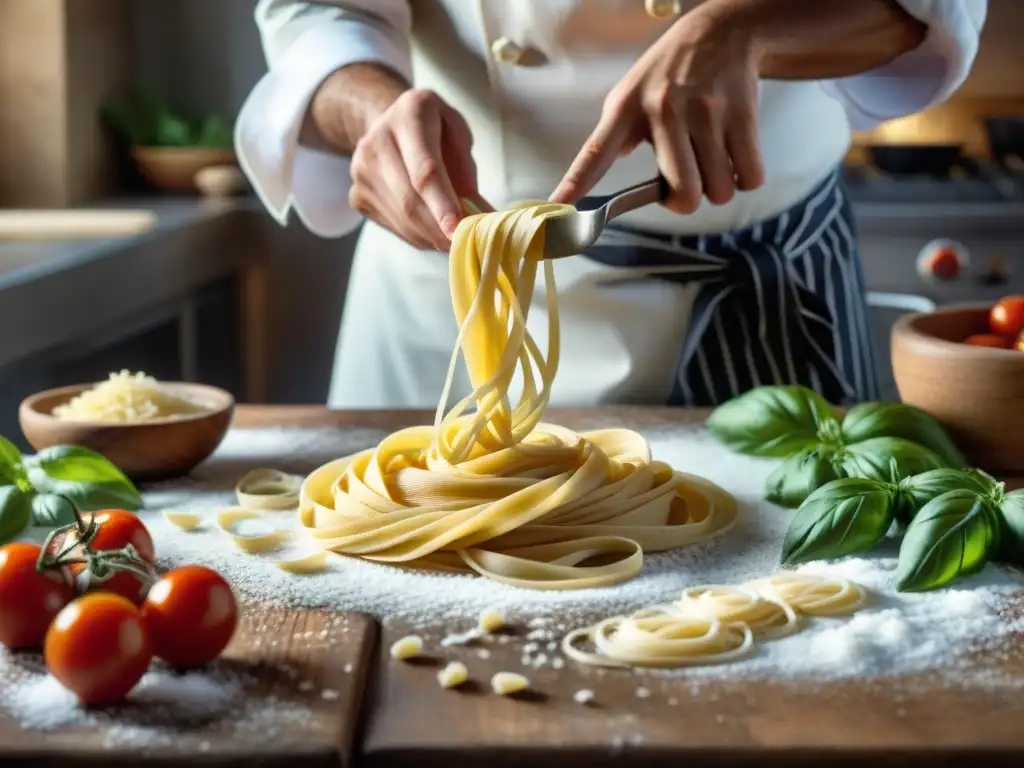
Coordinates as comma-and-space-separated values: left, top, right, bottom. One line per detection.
0, 210, 159, 242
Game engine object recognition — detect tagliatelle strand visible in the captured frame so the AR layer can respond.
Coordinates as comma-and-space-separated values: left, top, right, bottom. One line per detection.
236, 468, 303, 511
297, 202, 737, 589
216, 508, 292, 554
270, 551, 331, 574
744, 572, 869, 616
163, 511, 203, 531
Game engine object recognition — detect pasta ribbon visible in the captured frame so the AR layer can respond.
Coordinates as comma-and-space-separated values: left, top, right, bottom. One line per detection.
216, 508, 292, 554
236, 468, 303, 511
745, 572, 868, 616
298, 203, 737, 589
163, 511, 203, 531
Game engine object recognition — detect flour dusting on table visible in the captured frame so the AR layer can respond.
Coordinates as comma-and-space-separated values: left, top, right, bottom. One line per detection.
136, 425, 1024, 685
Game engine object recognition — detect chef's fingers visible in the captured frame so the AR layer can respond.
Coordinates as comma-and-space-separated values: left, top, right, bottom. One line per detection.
349, 184, 435, 251
376, 134, 452, 251
550, 105, 632, 203
725, 100, 764, 192
394, 95, 462, 239
686, 94, 735, 206
440, 105, 482, 203
651, 115, 702, 214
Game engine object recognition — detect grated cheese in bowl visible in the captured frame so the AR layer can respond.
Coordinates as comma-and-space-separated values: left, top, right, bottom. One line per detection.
52, 370, 210, 423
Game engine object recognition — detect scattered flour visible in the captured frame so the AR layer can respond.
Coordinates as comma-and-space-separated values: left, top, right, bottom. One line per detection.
0, 653, 316, 748
8, 422, 1016, 741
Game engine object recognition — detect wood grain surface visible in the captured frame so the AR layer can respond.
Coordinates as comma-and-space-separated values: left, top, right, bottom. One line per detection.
0, 604, 376, 767
232, 407, 1024, 768
1, 406, 1020, 767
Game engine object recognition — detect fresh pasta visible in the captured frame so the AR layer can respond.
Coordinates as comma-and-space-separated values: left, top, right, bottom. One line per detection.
53, 370, 208, 422
236, 469, 303, 511
744, 572, 869, 616
297, 202, 737, 590
562, 573, 869, 669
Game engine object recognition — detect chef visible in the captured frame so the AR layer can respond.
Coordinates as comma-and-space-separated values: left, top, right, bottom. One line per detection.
237, 0, 986, 408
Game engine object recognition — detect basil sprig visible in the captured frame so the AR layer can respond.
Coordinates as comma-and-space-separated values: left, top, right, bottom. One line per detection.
782, 465, 1017, 592
0, 437, 142, 545
708, 385, 965, 508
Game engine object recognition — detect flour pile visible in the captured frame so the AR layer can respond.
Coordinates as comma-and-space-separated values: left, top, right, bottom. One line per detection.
128, 424, 1024, 685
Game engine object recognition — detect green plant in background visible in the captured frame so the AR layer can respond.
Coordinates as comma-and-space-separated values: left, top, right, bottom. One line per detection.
0, 436, 142, 545
102, 88, 234, 149
707, 386, 963, 509
707, 385, 1020, 592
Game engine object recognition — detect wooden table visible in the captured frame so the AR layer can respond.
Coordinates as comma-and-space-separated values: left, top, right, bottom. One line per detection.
3, 406, 1023, 767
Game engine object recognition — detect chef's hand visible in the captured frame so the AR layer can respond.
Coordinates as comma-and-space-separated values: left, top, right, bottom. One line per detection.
349, 89, 485, 251
551, 8, 765, 213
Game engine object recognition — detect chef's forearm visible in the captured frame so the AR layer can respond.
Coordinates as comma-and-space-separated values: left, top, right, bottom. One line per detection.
300, 63, 410, 155
693, 0, 928, 80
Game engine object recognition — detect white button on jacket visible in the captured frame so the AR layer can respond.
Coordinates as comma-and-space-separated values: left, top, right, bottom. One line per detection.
236, 1, 986, 408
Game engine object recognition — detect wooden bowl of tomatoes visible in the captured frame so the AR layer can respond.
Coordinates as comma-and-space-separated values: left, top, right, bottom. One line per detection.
892, 296, 1024, 474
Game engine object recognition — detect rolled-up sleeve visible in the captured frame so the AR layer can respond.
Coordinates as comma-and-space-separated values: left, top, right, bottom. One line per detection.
235, 0, 412, 237
820, 0, 987, 131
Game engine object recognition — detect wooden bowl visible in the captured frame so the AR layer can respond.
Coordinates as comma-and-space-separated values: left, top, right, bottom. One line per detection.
131, 147, 238, 194
892, 304, 1024, 473
19, 383, 234, 481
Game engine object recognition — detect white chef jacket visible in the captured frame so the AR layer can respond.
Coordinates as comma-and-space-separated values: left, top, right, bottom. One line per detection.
237, 0, 985, 408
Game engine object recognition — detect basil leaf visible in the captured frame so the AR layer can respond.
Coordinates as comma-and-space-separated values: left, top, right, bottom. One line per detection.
896, 489, 999, 592
895, 468, 997, 528
707, 385, 837, 458
764, 447, 843, 508
0, 486, 32, 544
781, 477, 894, 566
841, 402, 965, 468
839, 437, 945, 484
33, 445, 134, 486
30, 492, 78, 528
0, 435, 27, 487
27, 469, 142, 512
998, 489, 1024, 566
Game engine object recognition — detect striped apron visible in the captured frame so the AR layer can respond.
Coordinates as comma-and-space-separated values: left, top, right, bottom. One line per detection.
584, 168, 880, 406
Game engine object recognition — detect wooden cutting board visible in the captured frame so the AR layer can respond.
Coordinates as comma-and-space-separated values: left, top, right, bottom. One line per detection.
0, 605, 377, 767
0, 210, 158, 241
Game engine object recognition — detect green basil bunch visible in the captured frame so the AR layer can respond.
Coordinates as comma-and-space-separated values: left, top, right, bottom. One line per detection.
784, 465, 1024, 592
707, 386, 964, 508
0, 436, 142, 546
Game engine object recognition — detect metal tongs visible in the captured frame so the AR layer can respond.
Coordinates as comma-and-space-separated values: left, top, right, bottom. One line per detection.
541, 175, 670, 259
459, 174, 670, 259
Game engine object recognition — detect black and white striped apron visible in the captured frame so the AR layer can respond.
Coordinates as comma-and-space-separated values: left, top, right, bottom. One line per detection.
583, 168, 880, 406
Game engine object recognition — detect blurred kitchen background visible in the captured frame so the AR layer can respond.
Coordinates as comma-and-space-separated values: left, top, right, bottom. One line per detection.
1, 0, 1023, 445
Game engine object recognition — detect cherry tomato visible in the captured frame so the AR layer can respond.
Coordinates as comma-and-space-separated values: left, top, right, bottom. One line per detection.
44, 592, 152, 704
0, 543, 75, 649
141, 566, 238, 669
1016, 331, 1024, 352
924, 246, 961, 280
989, 295, 1024, 339
68, 509, 155, 604
964, 333, 1013, 349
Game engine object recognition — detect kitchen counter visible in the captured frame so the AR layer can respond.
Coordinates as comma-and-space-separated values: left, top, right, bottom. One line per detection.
0, 198, 256, 368
4, 405, 1019, 768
